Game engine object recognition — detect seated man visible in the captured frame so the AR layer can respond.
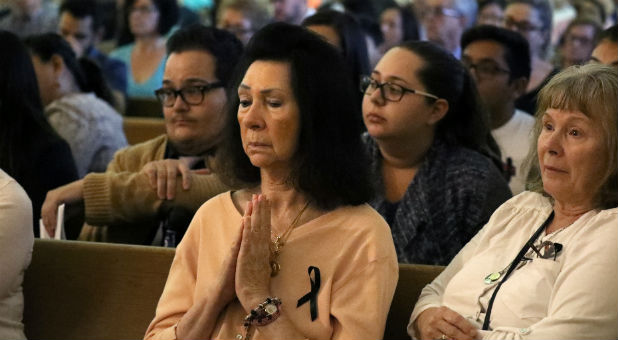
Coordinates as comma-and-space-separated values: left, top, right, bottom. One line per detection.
41, 25, 244, 245
58, 0, 127, 97
461, 25, 535, 194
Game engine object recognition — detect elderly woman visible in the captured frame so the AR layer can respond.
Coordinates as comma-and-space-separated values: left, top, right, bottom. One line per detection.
410, 63, 617, 339
145, 23, 398, 340
362, 41, 512, 265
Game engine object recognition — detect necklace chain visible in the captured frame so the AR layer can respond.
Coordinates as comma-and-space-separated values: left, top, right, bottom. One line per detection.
269, 201, 310, 277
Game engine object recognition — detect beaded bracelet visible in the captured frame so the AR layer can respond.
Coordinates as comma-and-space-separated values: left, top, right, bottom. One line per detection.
243, 297, 282, 327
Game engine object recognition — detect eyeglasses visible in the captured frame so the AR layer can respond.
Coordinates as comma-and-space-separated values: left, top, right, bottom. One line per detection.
461, 59, 510, 78
154, 83, 224, 107
525, 240, 563, 261
360, 76, 439, 102
425, 5, 461, 18
504, 18, 543, 33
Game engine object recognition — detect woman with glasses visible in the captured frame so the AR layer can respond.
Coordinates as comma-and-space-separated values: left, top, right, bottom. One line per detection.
361, 41, 511, 265
411, 63, 617, 340
146, 23, 398, 340
111, 0, 178, 99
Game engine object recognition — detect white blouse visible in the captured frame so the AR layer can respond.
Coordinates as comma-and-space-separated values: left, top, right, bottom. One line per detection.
410, 191, 618, 339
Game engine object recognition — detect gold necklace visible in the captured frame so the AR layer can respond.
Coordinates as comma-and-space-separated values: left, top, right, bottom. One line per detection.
269, 201, 310, 277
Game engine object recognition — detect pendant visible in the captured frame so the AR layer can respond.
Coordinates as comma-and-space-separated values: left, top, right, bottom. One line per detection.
484, 271, 502, 284
270, 260, 280, 277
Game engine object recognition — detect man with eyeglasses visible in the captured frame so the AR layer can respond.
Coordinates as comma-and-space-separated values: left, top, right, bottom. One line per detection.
461, 25, 534, 194
422, 0, 477, 57
41, 26, 243, 245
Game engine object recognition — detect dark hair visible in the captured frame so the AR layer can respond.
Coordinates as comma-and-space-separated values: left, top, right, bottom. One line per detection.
598, 24, 618, 44
302, 10, 370, 123
0, 30, 58, 177
59, 0, 102, 31
381, 4, 420, 41
217, 22, 374, 210
506, 0, 553, 53
118, 0, 179, 45
479, 0, 507, 11
166, 25, 244, 88
358, 14, 384, 46
24, 33, 115, 107
398, 40, 502, 166
461, 25, 531, 81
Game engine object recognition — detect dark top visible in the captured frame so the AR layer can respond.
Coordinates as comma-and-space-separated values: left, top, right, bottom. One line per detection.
515, 68, 560, 115
13, 130, 78, 237
363, 134, 512, 265
86, 47, 128, 94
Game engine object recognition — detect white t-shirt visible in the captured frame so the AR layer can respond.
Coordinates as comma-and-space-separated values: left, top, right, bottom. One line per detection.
491, 110, 535, 194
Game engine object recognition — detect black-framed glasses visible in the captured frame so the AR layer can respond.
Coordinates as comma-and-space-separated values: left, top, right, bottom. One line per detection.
154, 83, 224, 107
461, 59, 510, 78
525, 240, 563, 261
425, 5, 461, 18
360, 76, 439, 102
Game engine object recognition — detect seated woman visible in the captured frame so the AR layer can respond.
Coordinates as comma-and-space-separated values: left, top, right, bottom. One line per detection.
410, 63, 617, 339
145, 23, 398, 340
362, 41, 512, 265
378, 3, 420, 55
0, 169, 34, 339
111, 0, 178, 99
0, 30, 78, 236
25, 33, 128, 178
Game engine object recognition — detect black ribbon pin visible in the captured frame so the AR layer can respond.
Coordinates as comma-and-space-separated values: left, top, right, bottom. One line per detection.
297, 266, 320, 321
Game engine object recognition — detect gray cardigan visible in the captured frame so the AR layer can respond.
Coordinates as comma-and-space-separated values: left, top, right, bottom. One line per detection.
364, 135, 512, 265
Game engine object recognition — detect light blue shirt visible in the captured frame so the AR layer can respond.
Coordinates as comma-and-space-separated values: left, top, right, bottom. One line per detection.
110, 44, 166, 99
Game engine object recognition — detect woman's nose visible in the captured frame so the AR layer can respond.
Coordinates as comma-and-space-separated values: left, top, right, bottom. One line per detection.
241, 102, 264, 130
541, 131, 562, 156
368, 86, 386, 105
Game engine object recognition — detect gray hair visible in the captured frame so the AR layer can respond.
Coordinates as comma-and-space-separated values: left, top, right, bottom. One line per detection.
524, 63, 618, 209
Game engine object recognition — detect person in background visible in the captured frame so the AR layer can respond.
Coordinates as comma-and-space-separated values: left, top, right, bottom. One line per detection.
590, 24, 618, 66
477, 0, 506, 26
111, 0, 178, 99
410, 63, 617, 340
422, 0, 477, 57
556, 17, 602, 68
462, 25, 534, 195
573, 0, 607, 27
41, 25, 241, 245
58, 0, 127, 97
378, 2, 420, 54
0, 0, 57, 37
270, 0, 314, 25
302, 9, 370, 130
504, 0, 558, 115
145, 22, 397, 340
25, 33, 127, 178
361, 40, 511, 265
358, 14, 384, 68
0, 169, 33, 340
0, 30, 78, 236
216, 0, 270, 46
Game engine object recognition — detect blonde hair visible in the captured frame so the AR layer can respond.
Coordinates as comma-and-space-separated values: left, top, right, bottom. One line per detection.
524, 63, 618, 208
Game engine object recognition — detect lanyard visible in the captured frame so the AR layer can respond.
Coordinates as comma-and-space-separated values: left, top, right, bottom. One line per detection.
482, 211, 555, 330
